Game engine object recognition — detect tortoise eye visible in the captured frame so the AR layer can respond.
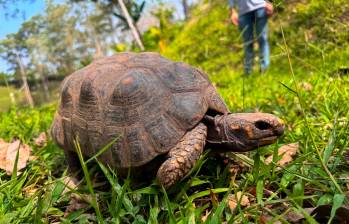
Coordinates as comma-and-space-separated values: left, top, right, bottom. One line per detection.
255, 120, 272, 130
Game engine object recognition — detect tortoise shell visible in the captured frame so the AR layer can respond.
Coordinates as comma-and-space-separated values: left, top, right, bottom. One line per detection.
51, 52, 229, 168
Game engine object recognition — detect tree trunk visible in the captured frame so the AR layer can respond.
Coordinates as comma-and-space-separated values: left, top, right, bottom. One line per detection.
38, 64, 50, 101
93, 35, 104, 59
82, 5, 105, 59
182, 0, 190, 20
117, 0, 145, 51
16, 53, 34, 108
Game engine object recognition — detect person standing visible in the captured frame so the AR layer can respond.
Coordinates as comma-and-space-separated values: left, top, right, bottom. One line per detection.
229, 0, 273, 75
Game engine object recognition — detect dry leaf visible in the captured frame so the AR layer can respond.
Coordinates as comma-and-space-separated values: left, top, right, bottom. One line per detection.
62, 176, 96, 217
34, 132, 47, 147
201, 210, 211, 222
23, 184, 39, 197
0, 141, 8, 169
64, 192, 96, 217
286, 205, 349, 223
299, 82, 313, 91
64, 193, 90, 217
259, 214, 281, 224
228, 192, 250, 212
276, 96, 287, 105
209, 189, 218, 206
265, 142, 299, 167
0, 140, 32, 175
62, 176, 79, 194
29, 155, 39, 161
228, 196, 238, 212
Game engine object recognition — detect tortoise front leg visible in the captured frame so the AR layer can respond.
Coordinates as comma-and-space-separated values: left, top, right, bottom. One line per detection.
157, 123, 207, 189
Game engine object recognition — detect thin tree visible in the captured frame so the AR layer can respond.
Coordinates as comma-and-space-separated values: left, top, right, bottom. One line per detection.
117, 0, 144, 50
81, 4, 105, 59
69, 0, 146, 50
15, 52, 34, 108
182, 0, 190, 20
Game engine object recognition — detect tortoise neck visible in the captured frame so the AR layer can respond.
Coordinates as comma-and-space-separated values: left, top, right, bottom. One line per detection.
204, 114, 229, 144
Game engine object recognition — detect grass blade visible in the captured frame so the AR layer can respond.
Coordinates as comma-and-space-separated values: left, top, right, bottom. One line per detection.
162, 186, 176, 224
328, 194, 345, 224
74, 138, 104, 224
85, 135, 121, 164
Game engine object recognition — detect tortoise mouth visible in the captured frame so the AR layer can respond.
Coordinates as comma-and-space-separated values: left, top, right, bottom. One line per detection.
258, 136, 278, 146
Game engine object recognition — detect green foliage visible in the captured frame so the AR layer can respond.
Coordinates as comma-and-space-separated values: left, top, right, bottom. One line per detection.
69, 0, 145, 29
269, 0, 349, 73
163, 0, 243, 74
0, 105, 65, 223
142, 4, 182, 53
0, 105, 55, 142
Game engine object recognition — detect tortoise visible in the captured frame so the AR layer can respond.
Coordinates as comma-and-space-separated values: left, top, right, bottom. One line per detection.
51, 52, 284, 188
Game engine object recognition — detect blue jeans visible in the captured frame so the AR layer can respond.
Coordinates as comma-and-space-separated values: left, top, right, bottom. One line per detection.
238, 7, 270, 74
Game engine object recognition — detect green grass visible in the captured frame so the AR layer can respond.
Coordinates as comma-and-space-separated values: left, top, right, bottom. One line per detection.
0, 86, 24, 112
0, 58, 348, 223
0, 80, 61, 112
0, 0, 349, 223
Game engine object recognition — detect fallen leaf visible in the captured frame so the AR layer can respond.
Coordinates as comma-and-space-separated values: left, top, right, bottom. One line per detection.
62, 176, 96, 217
299, 82, 313, 91
34, 132, 47, 147
29, 155, 39, 161
64, 191, 96, 217
259, 214, 269, 224
0, 140, 32, 175
286, 205, 349, 223
201, 210, 211, 222
62, 176, 79, 194
228, 191, 250, 212
64, 193, 91, 217
276, 96, 287, 105
209, 189, 218, 207
23, 184, 39, 197
265, 142, 299, 167
0, 141, 8, 169
259, 214, 281, 224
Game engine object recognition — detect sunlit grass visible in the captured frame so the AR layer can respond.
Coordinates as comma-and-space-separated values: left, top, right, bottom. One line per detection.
0, 60, 347, 222
0, 86, 23, 112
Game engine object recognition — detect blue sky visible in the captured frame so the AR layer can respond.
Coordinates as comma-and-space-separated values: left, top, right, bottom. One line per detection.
0, 1, 46, 40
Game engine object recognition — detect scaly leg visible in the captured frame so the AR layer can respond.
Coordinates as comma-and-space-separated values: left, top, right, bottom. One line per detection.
63, 148, 81, 176
157, 123, 207, 189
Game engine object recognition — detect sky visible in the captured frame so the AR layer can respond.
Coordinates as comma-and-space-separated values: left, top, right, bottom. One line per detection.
0, 1, 46, 40
0, 0, 186, 73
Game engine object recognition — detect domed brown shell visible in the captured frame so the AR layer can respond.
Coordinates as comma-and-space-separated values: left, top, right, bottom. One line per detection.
52, 52, 229, 168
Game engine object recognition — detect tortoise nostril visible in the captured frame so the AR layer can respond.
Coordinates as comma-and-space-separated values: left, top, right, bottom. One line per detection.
255, 120, 272, 130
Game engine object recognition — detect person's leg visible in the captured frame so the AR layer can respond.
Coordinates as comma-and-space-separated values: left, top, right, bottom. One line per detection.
239, 12, 255, 75
255, 7, 270, 73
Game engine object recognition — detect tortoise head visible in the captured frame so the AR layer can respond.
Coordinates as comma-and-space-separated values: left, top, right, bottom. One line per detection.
205, 113, 284, 152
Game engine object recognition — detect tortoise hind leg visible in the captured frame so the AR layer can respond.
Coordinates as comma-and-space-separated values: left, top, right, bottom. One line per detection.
64, 149, 81, 176
157, 123, 207, 189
